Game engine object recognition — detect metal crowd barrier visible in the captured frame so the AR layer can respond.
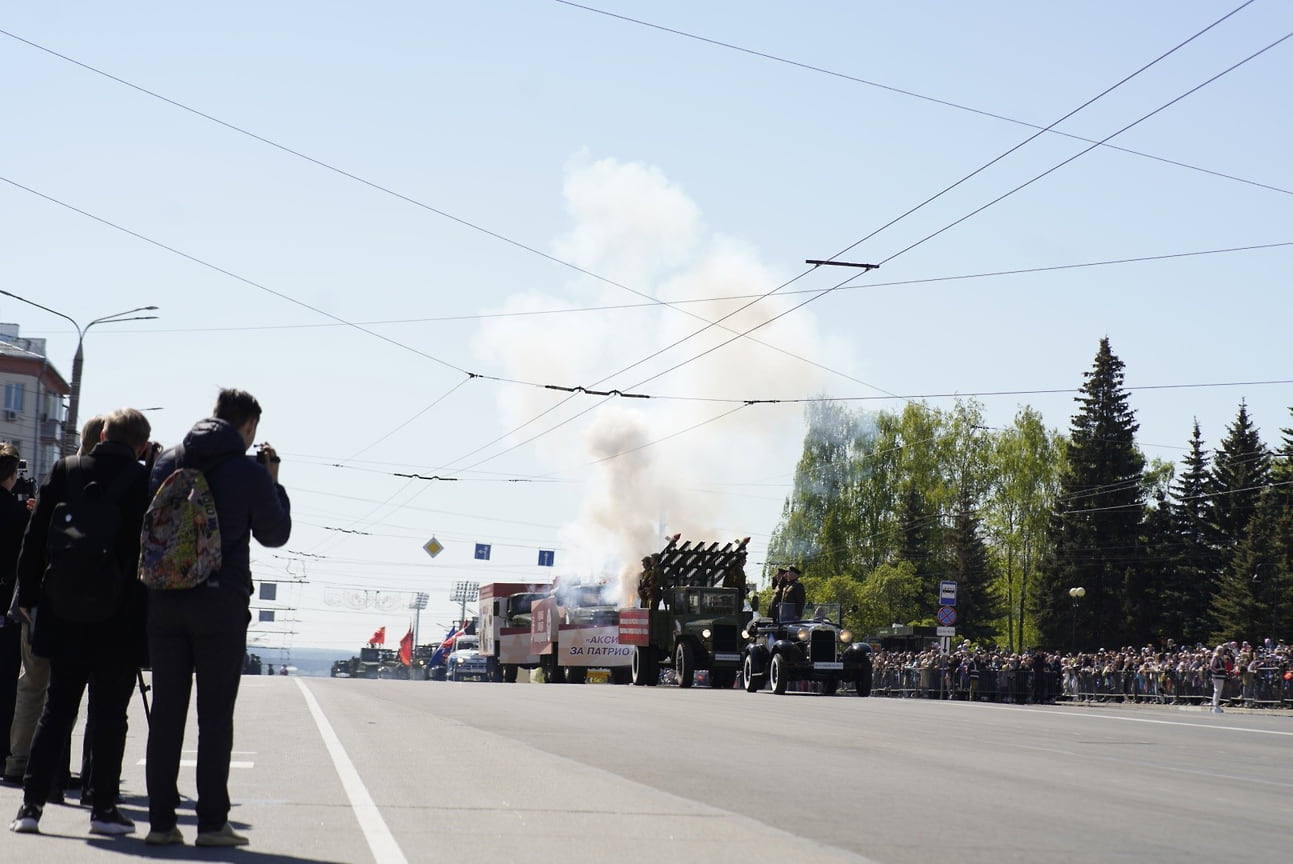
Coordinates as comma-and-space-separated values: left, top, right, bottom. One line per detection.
868, 661, 1291, 707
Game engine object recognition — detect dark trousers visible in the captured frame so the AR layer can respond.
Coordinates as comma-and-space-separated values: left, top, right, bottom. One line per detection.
0, 622, 20, 765
23, 649, 134, 812
145, 585, 248, 833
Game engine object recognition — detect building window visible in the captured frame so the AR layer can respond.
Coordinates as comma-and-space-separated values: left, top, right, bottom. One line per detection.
3, 383, 23, 414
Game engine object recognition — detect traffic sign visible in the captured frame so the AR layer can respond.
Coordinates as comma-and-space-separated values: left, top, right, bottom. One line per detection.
422, 536, 444, 558
937, 605, 957, 626
939, 580, 958, 606
936, 626, 956, 637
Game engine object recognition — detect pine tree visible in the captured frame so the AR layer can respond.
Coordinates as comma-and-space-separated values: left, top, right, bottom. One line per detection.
1211, 489, 1290, 644
946, 491, 1004, 644
1162, 421, 1224, 645
1036, 338, 1145, 651
1207, 400, 1272, 568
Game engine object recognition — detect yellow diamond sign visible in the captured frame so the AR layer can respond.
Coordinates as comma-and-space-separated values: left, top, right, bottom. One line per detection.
423, 536, 444, 559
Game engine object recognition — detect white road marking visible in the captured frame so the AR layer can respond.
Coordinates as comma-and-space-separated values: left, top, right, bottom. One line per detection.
295, 678, 407, 864
135, 759, 254, 768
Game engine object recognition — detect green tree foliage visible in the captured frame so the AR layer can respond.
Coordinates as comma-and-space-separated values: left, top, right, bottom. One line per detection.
946, 491, 1004, 644
1158, 422, 1224, 645
1207, 400, 1272, 566
1036, 338, 1145, 651
1211, 489, 1291, 644
857, 560, 921, 632
982, 407, 1063, 651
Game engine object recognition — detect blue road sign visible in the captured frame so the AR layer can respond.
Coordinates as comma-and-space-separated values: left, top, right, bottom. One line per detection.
474, 543, 491, 560
537, 549, 555, 567
937, 605, 957, 626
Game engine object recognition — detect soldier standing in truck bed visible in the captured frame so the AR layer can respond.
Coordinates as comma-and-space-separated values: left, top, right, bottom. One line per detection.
780, 566, 806, 620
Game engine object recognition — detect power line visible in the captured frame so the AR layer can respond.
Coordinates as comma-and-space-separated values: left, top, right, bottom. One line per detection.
551, 0, 1290, 198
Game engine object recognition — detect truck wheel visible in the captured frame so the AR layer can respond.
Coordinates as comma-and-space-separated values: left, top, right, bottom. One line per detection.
675, 641, 695, 688
565, 667, 587, 685
711, 669, 737, 689
632, 647, 658, 686
855, 655, 873, 697
743, 654, 762, 693
770, 653, 790, 695
611, 666, 632, 685
503, 664, 518, 683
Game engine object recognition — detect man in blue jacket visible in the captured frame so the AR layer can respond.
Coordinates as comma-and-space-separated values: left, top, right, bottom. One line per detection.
142, 389, 291, 848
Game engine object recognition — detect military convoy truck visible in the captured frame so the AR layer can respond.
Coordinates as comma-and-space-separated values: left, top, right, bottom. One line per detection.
531, 582, 633, 684
618, 534, 751, 688
330, 646, 409, 679
479, 582, 552, 682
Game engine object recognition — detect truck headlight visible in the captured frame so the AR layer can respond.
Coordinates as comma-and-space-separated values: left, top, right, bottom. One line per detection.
702, 628, 712, 639
840, 630, 853, 643
797, 627, 810, 641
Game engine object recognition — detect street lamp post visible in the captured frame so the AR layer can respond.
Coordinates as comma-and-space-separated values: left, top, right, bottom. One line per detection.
0, 291, 157, 455
1068, 586, 1086, 652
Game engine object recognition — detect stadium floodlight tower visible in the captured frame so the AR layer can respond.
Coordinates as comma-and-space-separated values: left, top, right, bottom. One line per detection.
409, 591, 429, 649
450, 581, 479, 629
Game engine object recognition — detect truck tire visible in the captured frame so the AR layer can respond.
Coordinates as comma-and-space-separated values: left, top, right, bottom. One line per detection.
611, 666, 632, 685
503, 664, 518, 683
675, 641, 695, 688
770, 652, 790, 695
565, 666, 587, 685
743, 654, 762, 693
632, 647, 657, 686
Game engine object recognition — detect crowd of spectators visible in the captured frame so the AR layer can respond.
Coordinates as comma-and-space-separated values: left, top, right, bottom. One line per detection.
868, 639, 1293, 708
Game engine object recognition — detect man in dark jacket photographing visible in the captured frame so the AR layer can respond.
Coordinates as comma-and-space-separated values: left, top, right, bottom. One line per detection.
142, 388, 290, 848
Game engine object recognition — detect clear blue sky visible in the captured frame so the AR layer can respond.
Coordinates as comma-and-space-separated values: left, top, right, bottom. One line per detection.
2, 2, 1289, 658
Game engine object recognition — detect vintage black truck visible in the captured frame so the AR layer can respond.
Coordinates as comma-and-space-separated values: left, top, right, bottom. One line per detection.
742, 601, 873, 695
618, 534, 751, 688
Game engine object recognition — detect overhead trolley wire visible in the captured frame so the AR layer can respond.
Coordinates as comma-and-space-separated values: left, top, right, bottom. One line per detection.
552, 0, 1290, 197
430, 2, 1284, 475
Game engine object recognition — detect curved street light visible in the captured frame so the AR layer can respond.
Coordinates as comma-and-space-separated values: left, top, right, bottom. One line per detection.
0, 290, 158, 455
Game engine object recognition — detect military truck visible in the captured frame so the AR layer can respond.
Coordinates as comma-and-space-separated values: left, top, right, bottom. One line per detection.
531, 582, 632, 684
329, 646, 410, 679
479, 582, 553, 682
618, 535, 751, 688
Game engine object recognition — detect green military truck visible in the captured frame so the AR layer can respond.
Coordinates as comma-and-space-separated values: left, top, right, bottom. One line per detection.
618, 535, 751, 688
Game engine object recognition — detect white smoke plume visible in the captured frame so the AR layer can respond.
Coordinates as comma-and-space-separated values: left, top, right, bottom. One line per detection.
475, 153, 849, 606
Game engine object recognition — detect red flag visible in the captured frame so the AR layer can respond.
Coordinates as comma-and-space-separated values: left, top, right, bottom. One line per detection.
369, 626, 385, 646
399, 626, 414, 666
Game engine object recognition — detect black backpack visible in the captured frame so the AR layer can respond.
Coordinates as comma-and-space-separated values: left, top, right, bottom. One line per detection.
41, 456, 136, 623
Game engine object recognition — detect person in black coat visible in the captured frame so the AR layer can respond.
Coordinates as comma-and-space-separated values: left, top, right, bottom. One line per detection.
0, 443, 32, 774
9, 408, 152, 836
143, 388, 290, 848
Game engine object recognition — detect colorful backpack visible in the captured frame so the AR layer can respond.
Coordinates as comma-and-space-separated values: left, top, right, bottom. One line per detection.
138, 448, 223, 590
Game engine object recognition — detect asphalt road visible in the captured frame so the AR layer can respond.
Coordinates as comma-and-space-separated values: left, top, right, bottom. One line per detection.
2, 675, 1289, 863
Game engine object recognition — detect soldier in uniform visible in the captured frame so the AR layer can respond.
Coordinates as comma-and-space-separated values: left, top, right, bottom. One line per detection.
769, 568, 787, 620
721, 547, 747, 591
781, 566, 806, 620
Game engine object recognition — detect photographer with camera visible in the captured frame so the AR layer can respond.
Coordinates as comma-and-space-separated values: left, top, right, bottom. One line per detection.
141, 388, 290, 848
0, 443, 31, 779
